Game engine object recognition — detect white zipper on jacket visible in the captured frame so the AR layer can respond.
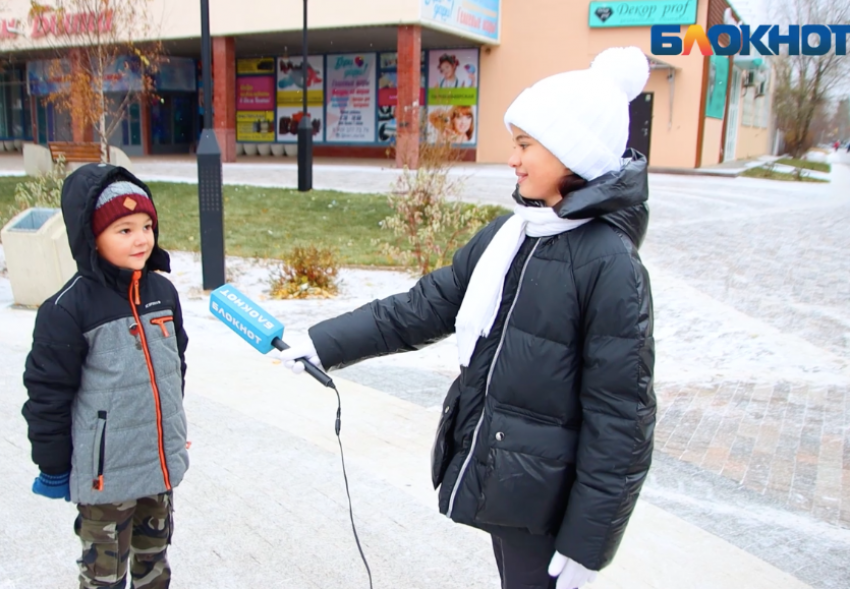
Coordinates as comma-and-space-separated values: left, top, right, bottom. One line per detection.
447, 239, 540, 518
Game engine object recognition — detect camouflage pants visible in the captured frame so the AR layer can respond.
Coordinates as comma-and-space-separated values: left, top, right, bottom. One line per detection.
74, 492, 173, 589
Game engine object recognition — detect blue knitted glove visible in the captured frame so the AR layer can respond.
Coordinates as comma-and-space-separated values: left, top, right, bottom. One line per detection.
32, 472, 71, 501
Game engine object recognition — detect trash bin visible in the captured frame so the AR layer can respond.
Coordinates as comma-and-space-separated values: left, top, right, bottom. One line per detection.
1, 208, 76, 306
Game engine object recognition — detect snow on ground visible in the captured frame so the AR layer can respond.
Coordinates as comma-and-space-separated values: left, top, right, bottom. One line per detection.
5, 244, 844, 391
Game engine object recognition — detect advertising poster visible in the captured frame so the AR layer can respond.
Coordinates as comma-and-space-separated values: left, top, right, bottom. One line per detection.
237, 111, 275, 142
236, 76, 275, 111
276, 55, 325, 142
237, 57, 276, 75
427, 49, 478, 144
277, 55, 324, 107
326, 53, 377, 143
705, 55, 729, 119
276, 107, 324, 143
421, 0, 500, 43
377, 51, 426, 144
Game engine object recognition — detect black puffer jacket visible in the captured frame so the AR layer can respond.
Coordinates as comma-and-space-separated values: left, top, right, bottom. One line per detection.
310, 152, 655, 571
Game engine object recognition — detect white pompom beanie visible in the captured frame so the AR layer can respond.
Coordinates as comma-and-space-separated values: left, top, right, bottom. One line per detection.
504, 46, 650, 181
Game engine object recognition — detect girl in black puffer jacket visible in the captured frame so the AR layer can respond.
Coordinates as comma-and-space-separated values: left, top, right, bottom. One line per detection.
280, 46, 655, 589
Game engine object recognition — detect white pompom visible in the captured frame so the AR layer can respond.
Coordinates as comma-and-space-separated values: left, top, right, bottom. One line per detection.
590, 46, 650, 101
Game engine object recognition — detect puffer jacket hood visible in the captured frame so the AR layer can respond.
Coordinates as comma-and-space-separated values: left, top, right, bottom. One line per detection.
61, 163, 170, 283
556, 148, 649, 248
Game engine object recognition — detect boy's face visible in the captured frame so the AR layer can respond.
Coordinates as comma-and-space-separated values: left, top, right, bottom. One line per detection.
95, 213, 155, 271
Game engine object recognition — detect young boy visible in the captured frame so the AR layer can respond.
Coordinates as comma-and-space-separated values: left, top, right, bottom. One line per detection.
22, 163, 189, 589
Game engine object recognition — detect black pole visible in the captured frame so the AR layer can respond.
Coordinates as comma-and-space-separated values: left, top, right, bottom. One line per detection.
297, 0, 313, 191
201, 0, 213, 130
196, 0, 225, 290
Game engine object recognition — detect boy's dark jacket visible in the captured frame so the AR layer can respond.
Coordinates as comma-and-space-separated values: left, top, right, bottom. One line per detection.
22, 163, 189, 505
308, 151, 655, 572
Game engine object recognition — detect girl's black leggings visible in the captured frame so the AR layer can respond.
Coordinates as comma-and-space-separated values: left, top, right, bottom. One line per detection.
491, 533, 558, 589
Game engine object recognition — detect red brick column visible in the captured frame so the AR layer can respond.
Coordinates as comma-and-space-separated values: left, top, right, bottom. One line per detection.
213, 36, 237, 162
69, 48, 93, 143
396, 25, 422, 169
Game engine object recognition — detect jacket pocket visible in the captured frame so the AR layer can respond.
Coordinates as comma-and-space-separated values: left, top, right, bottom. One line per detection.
150, 315, 174, 338
474, 409, 578, 535
431, 382, 461, 489
92, 411, 107, 492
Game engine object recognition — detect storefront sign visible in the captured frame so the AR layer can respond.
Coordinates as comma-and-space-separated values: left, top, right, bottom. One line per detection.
26, 59, 70, 95
277, 56, 324, 107
237, 58, 276, 75
237, 111, 275, 142
589, 0, 697, 28
427, 49, 478, 145
421, 0, 500, 42
28, 56, 143, 95
704, 55, 729, 119
237, 76, 275, 110
0, 18, 22, 40
31, 10, 113, 38
326, 53, 376, 143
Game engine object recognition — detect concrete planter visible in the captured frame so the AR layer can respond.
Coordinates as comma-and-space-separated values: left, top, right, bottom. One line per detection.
1, 208, 77, 306
271, 144, 285, 157
257, 144, 272, 156
243, 143, 258, 156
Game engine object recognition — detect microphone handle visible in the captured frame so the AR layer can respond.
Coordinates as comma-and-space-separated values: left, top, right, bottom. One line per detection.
272, 337, 334, 388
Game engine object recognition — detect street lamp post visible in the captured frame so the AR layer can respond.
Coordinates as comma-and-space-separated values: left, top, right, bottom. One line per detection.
196, 0, 225, 289
297, 0, 312, 191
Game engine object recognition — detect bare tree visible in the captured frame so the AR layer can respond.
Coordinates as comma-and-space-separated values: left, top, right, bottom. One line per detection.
28, 0, 163, 161
770, 0, 850, 156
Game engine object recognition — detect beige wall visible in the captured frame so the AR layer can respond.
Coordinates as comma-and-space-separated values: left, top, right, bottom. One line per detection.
477, 0, 709, 169
0, 0, 421, 49
701, 117, 723, 167
735, 125, 770, 159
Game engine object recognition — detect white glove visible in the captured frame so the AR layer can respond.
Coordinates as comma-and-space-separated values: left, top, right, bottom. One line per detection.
276, 337, 323, 375
548, 551, 597, 589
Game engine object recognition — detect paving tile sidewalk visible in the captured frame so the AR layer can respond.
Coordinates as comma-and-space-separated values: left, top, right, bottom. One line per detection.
654, 381, 850, 528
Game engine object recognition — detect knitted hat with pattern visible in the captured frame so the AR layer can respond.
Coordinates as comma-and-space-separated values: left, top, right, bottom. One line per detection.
91, 181, 157, 237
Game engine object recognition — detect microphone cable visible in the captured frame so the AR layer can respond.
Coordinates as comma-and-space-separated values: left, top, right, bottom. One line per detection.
329, 381, 373, 589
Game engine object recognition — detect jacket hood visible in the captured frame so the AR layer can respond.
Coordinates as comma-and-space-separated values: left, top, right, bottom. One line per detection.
555, 149, 650, 247
61, 163, 170, 283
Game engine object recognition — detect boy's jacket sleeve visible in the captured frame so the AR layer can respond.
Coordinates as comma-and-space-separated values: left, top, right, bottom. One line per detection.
22, 302, 89, 475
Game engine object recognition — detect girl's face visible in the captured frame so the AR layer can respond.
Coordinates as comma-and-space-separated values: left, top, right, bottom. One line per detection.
439, 62, 456, 79
454, 113, 472, 135
508, 125, 568, 207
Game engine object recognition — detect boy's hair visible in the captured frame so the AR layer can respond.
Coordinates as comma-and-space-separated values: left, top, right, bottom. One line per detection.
92, 181, 158, 237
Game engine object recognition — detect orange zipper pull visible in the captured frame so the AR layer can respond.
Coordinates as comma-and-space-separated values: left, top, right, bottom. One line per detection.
132, 271, 141, 305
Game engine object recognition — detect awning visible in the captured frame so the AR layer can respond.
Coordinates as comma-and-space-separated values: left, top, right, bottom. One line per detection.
648, 55, 677, 70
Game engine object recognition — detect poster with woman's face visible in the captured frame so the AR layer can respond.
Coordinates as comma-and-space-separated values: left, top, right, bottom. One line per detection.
426, 105, 477, 144
427, 49, 479, 145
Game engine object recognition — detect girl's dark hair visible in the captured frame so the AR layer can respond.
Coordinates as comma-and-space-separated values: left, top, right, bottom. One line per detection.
558, 173, 587, 197
438, 54, 459, 67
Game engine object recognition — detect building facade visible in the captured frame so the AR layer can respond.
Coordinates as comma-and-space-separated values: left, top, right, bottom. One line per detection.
0, 0, 775, 168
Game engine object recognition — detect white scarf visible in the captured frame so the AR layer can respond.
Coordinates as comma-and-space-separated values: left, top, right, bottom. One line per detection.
455, 205, 591, 367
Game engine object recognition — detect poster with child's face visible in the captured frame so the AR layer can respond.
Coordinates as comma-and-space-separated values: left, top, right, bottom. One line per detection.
427, 49, 478, 145
429, 49, 478, 91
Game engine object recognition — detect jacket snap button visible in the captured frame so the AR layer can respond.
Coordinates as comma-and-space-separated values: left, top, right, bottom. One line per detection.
495, 432, 505, 442
444, 405, 451, 414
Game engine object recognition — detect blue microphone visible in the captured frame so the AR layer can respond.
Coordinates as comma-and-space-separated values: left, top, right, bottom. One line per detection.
209, 284, 334, 388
